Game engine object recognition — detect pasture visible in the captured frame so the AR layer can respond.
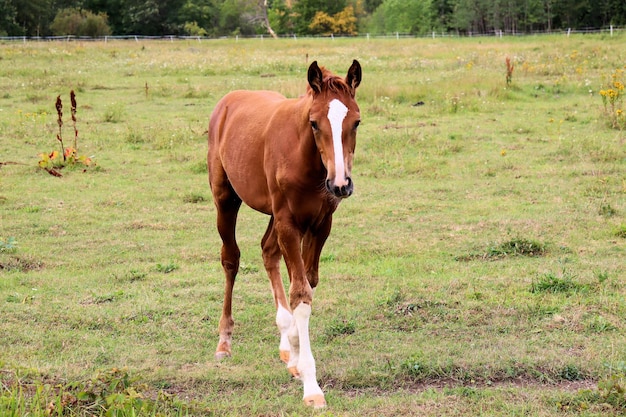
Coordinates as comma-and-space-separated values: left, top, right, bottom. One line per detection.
0, 35, 625, 416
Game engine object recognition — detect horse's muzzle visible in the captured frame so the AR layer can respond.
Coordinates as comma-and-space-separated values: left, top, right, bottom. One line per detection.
326, 177, 353, 198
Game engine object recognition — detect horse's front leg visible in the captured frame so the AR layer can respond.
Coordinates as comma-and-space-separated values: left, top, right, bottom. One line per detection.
302, 217, 332, 290
261, 217, 294, 367
276, 218, 326, 408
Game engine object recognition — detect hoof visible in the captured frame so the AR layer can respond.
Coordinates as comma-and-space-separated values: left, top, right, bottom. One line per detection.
279, 350, 290, 364
288, 366, 300, 379
303, 394, 326, 408
215, 350, 231, 361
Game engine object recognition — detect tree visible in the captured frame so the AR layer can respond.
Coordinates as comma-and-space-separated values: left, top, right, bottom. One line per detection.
121, 0, 186, 35
293, 0, 347, 34
367, 0, 433, 35
178, 0, 218, 35
50, 7, 112, 37
0, 0, 19, 36
13, 0, 55, 36
309, 5, 357, 35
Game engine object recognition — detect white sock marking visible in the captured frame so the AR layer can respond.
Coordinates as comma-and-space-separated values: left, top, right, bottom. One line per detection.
292, 302, 324, 399
327, 99, 348, 186
276, 305, 293, 354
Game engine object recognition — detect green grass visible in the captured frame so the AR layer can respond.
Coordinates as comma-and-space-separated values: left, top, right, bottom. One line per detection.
1, 35, 625, 416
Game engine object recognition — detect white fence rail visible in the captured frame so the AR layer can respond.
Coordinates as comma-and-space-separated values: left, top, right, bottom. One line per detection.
1, 26, 624, 43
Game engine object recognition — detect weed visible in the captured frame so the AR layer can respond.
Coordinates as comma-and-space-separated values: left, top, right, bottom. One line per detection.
0, 255, 43, 272
190, 161, 207, 174
114, 269, 148, 283
182, 192, 206, 203
596, 270, 610, 284
0, 236, 17, 253
239, 263, 258, 274
613, 224, 626, 238
0, 368, 192, 416
599, 203, 617, 217
506, 56, 514, 86
586, 315, 617, 333
559, 364, 583, 381
102, 103, 126, 123
38, 91, 93, 176
530, 270, 587, 294
155, 262, 179, 274
323, 318, 356, 341
597, 374, 626, 410
567, 363, 626, 412
599, 68, 625, 129
456, 238, 546, 261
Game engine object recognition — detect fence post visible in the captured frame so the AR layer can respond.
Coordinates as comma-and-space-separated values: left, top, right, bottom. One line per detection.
567, 28, 571, 37
610, 25, 613, 36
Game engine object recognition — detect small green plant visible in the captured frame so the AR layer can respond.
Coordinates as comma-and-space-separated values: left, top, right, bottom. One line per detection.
530, 270, 587, 294
0, 367, 192, 416
38, 91, 93, 176
0, 236, 17, 253
559, 364, 582, 381
156, 262, 179, 274
597, 362, 626, 410
614, 224, 626, 238
324, 318, 356, 341
456, 238, 546, 261
599, 203, 617, 217
182, 192, 206, 203
103, 102, 126, 123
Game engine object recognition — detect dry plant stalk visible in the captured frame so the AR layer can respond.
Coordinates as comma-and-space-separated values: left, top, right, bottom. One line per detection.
55, 95, 66, 161
71, 90, 78, 151
506, 56, 514, 86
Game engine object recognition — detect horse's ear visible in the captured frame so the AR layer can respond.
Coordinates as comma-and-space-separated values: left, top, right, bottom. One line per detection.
308, 61, 323, 94
346, 59, 362, 96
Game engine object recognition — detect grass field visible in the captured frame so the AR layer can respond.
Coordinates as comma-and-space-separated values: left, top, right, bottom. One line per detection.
0, 34, 625, 416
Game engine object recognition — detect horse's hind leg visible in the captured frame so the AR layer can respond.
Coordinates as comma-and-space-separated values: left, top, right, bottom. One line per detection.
212, 178, 242, 360
261, 217, 296, 371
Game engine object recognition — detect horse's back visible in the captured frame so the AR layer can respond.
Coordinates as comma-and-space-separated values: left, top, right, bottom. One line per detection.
208, 90, 286, 214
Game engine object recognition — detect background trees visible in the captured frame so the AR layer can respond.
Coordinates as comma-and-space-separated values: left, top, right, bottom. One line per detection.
1, 0, 625, 37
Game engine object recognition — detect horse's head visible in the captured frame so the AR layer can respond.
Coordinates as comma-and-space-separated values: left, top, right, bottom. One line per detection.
307, 60, 362, 199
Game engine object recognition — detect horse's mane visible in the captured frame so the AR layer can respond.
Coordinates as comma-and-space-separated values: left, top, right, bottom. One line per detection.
308, 66, 351, 96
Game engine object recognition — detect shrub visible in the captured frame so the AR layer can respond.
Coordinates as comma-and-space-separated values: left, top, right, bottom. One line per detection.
50, 8, 112, 37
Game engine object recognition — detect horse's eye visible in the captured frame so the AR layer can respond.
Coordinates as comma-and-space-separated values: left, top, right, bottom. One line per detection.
354, 120, 361, 130
310, 121, 319, 131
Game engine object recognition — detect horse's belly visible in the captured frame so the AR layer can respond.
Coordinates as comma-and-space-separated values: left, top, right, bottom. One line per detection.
211, 90, 286, 216
220, 139, 272, 215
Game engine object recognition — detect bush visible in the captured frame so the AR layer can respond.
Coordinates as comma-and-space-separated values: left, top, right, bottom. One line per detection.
50, 8, 112, 37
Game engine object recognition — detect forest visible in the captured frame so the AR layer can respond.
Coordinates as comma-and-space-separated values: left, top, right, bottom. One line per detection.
1, 0, 626, 38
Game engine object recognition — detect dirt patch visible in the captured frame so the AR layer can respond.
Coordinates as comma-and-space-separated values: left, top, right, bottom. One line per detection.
0, 255, 43, 272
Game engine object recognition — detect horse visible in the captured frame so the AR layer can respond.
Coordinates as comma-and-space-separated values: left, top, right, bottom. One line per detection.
207, 60, 362, 408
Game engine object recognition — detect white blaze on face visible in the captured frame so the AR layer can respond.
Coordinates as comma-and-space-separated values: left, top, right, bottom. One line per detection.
327, 98, 348, 186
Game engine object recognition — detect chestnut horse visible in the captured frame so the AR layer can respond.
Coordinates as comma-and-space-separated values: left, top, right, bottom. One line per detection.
207, 60, 361, 407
